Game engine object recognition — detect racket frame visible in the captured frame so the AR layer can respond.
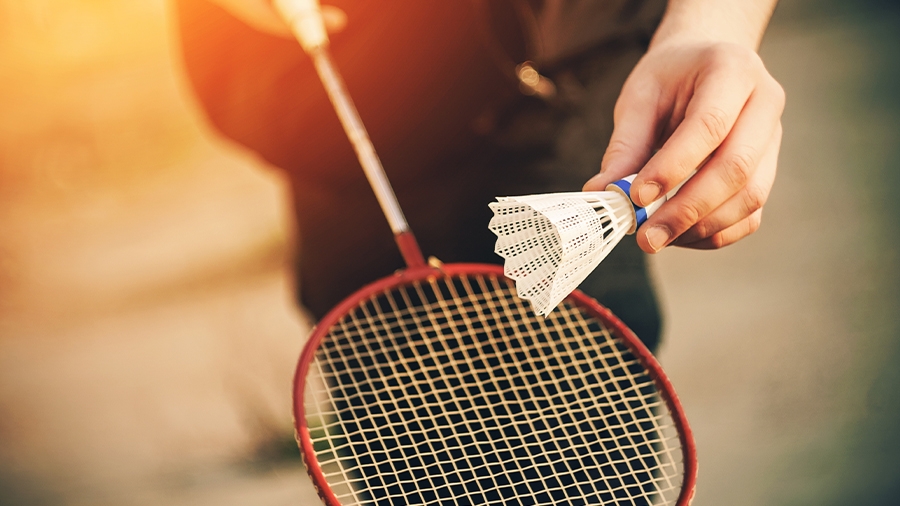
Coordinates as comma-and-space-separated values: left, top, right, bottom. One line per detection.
294, 262, 698, 506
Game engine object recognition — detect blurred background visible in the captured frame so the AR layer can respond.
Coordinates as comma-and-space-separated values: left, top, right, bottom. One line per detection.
0, 0, 897, 505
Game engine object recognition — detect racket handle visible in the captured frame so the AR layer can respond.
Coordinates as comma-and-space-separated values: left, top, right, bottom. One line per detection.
273, 0, 328, 52
276, 0, 422, 267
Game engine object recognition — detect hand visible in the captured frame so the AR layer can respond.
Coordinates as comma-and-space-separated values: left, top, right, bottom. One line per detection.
583, 40, 785, 253
207, 0, 347, 38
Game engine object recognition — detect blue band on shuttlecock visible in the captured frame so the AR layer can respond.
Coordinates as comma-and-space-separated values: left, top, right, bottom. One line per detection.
612, 178, 650, 227
610, 178, 632, 197
634, 207, 648, 226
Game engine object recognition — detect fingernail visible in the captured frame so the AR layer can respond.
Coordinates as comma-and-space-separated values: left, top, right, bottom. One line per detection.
645, 225, 671, 252
638, 182, 661, 206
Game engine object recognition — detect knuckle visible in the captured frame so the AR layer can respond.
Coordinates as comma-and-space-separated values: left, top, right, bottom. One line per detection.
747, 212, 763, 235
743, 183, 768, 213
605, 137, 633, 158
601, 138, 641, 172
671, 197, 703, 230
742, 49, 764, 69
707, 43, 759, 71
709, 213, 761, 250
691, 219, 712, 240
704, 44, 735, 66
708, 232, 728, 250
698, 107, 730, 146
722, 148, 756, 189
661, 158, 694, 189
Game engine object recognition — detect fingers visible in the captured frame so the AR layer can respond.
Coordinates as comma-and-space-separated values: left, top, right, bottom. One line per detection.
631, 48, 762, 207
635, 78, 784, 253
584, 43, 784, 254
675, 209, 764, 250
583, 78, 662, 191
674, 123, 781, 246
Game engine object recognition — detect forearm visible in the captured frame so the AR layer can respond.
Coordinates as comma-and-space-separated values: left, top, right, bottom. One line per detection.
651, 0, 779, 50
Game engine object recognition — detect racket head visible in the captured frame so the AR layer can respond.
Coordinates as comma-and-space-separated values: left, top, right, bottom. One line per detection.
294, 263, 696, 506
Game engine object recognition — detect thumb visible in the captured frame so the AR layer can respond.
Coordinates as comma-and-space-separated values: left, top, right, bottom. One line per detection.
583, 83, 661, 191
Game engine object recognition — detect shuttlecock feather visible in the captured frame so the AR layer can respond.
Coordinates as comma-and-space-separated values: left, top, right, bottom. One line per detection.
489, 173, 694, 316
489, 190, 635, 316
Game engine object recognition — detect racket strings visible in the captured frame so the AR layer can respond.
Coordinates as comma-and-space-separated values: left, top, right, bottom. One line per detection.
304, 274, 684, 505
447, 276, 681, 501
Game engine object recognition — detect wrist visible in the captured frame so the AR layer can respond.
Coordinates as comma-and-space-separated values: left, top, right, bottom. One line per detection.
649, 0, 777, 51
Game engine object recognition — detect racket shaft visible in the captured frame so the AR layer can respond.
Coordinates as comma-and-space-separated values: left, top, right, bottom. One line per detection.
307, 46, 410, 237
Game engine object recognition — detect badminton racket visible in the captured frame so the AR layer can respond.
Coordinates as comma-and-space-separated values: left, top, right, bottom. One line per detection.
274, 1, 697, 504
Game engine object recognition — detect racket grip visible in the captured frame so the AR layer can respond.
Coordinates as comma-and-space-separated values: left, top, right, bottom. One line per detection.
273, 0, 328, 52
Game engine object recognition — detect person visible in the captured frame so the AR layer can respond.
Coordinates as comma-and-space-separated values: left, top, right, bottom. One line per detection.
174, 0, 784, 352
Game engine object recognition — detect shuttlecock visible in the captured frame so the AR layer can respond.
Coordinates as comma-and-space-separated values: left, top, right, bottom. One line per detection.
489, 174, 686, 316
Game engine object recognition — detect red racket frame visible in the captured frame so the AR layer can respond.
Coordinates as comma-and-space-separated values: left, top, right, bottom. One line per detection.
293, 260, 698, 506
